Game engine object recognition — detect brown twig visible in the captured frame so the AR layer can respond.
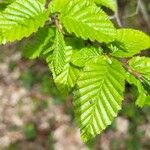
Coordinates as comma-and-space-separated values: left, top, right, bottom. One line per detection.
121, 58, 143, 80
54, 18, 64, 33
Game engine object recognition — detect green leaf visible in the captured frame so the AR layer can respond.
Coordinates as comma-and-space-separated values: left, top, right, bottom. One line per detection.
0, 0, 49, 43
23, 27, 55, 59
65, 37, 85, 50
127, 56, 150, 107
60, 0, 116, 43
52, 29, 66, 75
49, 0, 69, 13
55, 46, 80, 96
126, 72, 150, 107
94, 0, 117, 11
74, 56, 125, 142
71, 47, 103, 67
110, 29, 150, 57
45, 37, 81, 96
129, 56, 150, 85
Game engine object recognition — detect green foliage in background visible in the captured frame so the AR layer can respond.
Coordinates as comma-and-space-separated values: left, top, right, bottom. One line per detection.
0, 0, 150, 142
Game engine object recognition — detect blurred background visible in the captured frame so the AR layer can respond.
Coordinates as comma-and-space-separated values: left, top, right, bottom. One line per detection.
0, 0, 150, 150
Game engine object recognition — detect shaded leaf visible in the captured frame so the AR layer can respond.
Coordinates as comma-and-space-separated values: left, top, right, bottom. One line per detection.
52, 29, 66, 75
23, 27, 55, 59
126, 72, 150, 107
110, 29, 150, 57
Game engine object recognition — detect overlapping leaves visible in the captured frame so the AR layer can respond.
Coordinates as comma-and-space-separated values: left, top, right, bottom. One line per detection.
55, 46, 80, 96
71, 47, 102, 67
0, 0, 150, 143
44, 29, 80, 96
129, 56, 150, 84
126, 73, 150, 107
109, 29, 150, 57
127, 56, 150, 107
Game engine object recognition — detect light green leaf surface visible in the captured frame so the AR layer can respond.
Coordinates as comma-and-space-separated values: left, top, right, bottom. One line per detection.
110, 29, 150, 57
55, 46, 80, 96
52, 29, 66, 75
94, 0, 117, 11
127, 56, 150, 107
129, 56, 150, 85
74, 56, 125, 142
45, 29, 80, 96
0, 0, 49, 43
49, 0, 69, 13
126, 72, 150, 107
71, 47, 102, 67
60, 0, 116, 43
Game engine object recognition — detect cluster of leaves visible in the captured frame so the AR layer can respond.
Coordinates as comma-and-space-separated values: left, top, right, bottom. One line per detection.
0, 0, 150, 142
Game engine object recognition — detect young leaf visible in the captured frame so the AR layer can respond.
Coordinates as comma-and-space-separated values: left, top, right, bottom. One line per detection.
55, 46, 80, 96
94, 0, 117, 11
44, 35, 82, 97
0, 0, 49, 43
110, 29, 150, 57
52, 29, 66, 75
60, 0, 116, 43
129, 56, 150, 85
71, 47, 103, 67
126, 72, 150, 107
65, 37, 85, 50
74, 56, 125, 142
23, 27, 55, 59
